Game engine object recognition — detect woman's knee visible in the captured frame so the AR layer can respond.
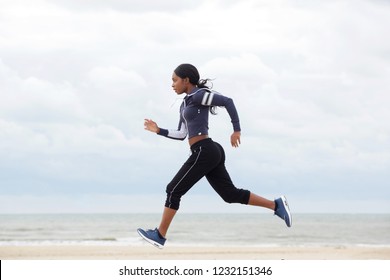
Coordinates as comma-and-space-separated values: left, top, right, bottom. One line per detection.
220, 189, 250, 204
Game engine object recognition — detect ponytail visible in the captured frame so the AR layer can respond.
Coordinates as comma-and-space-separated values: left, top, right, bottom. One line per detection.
197, 78, 212, 89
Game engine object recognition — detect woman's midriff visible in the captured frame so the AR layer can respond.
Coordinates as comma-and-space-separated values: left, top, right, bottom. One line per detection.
188, 135, 209, 146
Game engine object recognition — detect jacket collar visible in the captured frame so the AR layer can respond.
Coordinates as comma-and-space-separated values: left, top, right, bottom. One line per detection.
186, 87, 204, 97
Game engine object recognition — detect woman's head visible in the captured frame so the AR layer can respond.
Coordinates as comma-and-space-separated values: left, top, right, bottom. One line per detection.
172, 63, 210, 94
174, 64, 200, 85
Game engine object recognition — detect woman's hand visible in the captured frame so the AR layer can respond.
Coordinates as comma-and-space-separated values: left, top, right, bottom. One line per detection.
144, 119, 160, 133
231, 131, 241, 148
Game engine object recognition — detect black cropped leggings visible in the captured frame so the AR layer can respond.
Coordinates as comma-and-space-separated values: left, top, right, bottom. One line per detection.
165, 138, 251, 210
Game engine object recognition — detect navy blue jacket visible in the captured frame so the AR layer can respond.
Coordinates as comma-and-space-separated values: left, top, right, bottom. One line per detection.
158, 88, 241, 140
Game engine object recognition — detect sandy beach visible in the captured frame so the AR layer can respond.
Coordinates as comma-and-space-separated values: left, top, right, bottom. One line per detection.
1, 245, 389, 260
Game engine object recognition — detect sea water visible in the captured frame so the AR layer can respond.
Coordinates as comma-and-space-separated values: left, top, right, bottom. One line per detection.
0, 213, 389, 247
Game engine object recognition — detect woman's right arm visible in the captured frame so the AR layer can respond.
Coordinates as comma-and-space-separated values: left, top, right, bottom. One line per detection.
144, 119, 160, 133
144, 118, 187, 141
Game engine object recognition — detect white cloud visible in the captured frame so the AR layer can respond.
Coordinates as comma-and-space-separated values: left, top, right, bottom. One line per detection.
0, 59, 89, 123
86, 66, 146, 90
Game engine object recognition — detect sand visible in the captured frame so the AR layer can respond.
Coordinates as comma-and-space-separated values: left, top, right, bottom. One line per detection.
1, 245, 389, 260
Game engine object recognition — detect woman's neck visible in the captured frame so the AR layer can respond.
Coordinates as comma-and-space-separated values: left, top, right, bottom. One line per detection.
185, 84, 196, 94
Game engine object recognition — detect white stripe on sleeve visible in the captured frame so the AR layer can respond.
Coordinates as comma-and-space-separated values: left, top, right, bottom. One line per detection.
201, 91, 214, 106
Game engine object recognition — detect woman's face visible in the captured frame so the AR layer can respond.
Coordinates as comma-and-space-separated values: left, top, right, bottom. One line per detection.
171, 72, 189, 94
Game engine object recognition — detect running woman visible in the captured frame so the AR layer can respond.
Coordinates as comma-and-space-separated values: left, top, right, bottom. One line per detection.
137, 63, 291, 248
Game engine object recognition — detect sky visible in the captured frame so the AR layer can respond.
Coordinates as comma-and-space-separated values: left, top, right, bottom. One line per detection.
0, 0, 389, 214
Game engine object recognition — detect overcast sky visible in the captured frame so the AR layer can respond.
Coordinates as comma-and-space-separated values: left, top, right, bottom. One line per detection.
1, 0, 389, 214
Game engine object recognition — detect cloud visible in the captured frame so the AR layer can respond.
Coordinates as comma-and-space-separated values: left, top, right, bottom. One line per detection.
0, 60, 88, 123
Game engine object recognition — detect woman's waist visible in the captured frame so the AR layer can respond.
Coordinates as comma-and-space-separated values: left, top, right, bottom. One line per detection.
189, 135, 211, 148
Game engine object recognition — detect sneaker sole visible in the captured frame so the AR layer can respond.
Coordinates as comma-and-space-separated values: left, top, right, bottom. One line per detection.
280, 195, 292, 227
137, 229, 164, 249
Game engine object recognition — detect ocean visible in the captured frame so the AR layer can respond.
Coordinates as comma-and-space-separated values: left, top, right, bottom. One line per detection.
0, 213, 389, 247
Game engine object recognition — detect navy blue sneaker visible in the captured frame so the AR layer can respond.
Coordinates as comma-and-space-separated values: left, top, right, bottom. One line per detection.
137, 228, 166, 249
274, 195, 292, 227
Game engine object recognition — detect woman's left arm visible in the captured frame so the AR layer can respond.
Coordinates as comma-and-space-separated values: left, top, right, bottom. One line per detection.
194, 90, 242, 147
231, 131, 241, 148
